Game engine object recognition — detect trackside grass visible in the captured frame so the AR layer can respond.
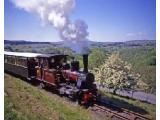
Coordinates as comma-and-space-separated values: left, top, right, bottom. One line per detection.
99, 91, 156, 120
4, 74, 91, 120
5, 73, 155, 120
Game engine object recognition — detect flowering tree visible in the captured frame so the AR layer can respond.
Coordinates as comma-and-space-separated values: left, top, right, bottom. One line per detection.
93, 53, 140, 94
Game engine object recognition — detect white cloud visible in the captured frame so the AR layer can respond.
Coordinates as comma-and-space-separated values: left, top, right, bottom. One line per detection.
126, 32, 148, 40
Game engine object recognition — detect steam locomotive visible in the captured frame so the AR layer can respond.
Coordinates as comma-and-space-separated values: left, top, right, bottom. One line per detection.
4, 51, 98, 105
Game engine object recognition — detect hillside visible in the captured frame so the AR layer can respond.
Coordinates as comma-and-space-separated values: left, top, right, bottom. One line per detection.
4, 40, 155, 48
118, 46, 156, 93
4, 74, 94, 120
4, 74, 156, 120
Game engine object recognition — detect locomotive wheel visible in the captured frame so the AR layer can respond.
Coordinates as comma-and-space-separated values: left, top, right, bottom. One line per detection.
38, 82, 45, 89
77, 98, 82, 105
77, 91, 83, 105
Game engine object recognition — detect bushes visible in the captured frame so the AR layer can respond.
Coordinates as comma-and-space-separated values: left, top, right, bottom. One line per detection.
88, 47, 108, 69
148, 56, 156, 66
118, 47, 156, 93
92, 53, 139, 94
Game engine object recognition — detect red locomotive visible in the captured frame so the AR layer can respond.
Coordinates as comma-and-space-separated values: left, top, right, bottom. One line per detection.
4, 51, 98, 105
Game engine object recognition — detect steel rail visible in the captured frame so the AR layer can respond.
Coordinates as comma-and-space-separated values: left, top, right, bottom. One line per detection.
92, 103, 151, 120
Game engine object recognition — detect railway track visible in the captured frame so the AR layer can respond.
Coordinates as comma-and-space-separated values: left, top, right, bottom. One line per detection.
26, 79, 153, 120
91, 102, 151, 120
6, 74, 152, 120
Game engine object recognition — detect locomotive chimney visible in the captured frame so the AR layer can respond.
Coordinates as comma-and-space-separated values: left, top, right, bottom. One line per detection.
83, 54, 88, 73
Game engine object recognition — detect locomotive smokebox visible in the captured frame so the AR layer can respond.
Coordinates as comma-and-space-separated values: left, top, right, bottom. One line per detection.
83, 54, 88, 73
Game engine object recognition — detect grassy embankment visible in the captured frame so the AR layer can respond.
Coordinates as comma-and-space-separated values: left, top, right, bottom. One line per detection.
100, 91, 156, 120
4, 73, 156, 120
4, 74, 92, 120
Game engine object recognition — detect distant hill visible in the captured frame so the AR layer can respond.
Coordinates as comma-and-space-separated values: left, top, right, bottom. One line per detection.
124, 40, 156, 46
4, 40, 51, 45
4, 40, 156, 47
89, 40, 156, 47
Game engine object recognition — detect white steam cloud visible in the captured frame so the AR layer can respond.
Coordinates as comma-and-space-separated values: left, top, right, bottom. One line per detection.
11, 0, 90, 54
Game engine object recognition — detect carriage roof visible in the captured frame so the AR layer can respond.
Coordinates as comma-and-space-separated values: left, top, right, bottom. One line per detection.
4, 51, 67, 58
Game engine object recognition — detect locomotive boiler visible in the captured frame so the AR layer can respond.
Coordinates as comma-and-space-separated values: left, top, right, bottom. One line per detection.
4, 51, 98, 105
60, 54, 97, 104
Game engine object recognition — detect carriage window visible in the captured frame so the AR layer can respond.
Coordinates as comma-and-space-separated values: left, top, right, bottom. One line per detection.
49, 58, 57, 69
33, 58, 38, 66
43, 59, 48, 68
60, 58, 64, 64
7, 56, 16, 64
50, 58, 55, 64
39, 58, 48, 68
28, 58, 38, 67
39, 58, 43, 67
49, 56, 66, 69
35, 58, 39, 64
22, 59, 27, 67
51, 58, 55, 63
16, 57, 27, 67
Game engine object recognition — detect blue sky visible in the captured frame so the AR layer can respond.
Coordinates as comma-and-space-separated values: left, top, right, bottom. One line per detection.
4, 0, 156, 42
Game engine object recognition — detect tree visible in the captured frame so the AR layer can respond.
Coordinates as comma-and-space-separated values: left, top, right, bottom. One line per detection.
88, 47, 108, 69
92, 53, 140, 94
137, 80, 150, 92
